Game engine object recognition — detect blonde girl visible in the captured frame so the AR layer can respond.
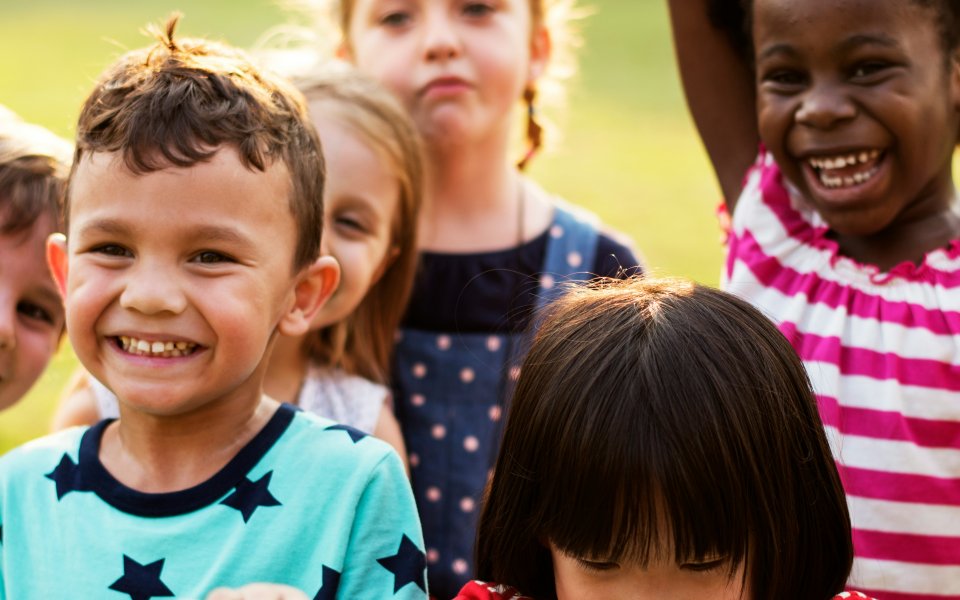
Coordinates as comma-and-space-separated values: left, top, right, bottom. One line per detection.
308, 0, 642, 595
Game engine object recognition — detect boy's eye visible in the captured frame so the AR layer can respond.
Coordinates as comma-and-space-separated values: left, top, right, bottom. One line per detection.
17, 301, 54, 325
192, 251, 233, 264
93, 244, 132, 258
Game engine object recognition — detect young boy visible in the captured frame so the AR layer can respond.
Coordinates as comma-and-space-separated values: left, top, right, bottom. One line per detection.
0, 17, 427, 599
0, 106, 70, 412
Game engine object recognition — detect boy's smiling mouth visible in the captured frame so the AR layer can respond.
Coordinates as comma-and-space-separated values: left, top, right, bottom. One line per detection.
115, 336, 199, 358
806, 149, 883, 189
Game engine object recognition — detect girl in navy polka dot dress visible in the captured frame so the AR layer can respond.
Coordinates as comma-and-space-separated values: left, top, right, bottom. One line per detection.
459, 277, 874, 600
301, 0, 642, 595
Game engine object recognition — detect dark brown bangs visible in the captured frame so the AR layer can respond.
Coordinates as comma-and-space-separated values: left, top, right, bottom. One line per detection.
475, 278, 852, 600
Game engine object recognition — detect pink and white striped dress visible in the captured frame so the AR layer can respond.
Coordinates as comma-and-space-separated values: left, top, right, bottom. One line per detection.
725, 150, 960, 600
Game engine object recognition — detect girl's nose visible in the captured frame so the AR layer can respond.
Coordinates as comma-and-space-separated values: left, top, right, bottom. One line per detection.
119, 265, 188, 316
796, 82, 857, 130
423, 10, 461, 62
0, 304, 15, 351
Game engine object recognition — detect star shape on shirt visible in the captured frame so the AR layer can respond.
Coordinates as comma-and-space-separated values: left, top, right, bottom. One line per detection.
45, 453, 86, 500
220, 471, 282, 523
377, 534, 427, 594
325, 424, 368, 444
108, 555, 175, 600
312, 565, 341, 600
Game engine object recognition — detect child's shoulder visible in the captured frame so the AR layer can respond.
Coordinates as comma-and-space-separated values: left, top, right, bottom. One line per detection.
0, 425, 86, 479
281, 405, 400, 474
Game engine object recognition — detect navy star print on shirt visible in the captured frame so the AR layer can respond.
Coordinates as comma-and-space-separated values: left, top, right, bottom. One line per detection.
45, 454, 85, 499
313, 565, 341, 600
377, 534, 427, 593
324, 424, 368, 444
108, 555, 175, 600
220, 471, 282, 523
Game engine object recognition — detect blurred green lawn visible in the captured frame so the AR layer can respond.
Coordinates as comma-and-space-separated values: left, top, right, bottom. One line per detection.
0, 1, 723, 452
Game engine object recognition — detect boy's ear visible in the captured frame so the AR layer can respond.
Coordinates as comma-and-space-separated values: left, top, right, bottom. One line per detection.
277, 256, 340, 337
46, 233, 69, 300
528, 24, 552, 84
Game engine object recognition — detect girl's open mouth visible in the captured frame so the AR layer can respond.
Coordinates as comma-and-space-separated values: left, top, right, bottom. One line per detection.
807, 149, 883, 189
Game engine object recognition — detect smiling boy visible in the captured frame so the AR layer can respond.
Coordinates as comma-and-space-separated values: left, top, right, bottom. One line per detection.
0, 17, 426, 599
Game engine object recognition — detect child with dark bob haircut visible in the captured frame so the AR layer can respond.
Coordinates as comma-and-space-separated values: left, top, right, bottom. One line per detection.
459, 277, 870, 600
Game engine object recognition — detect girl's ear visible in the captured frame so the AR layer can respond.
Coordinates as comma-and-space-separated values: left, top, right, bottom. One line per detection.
278, 256, 340, 337
528, 25, 552, 84
46, 233, 69, 300
371, 245, 401, 286
335, 41, 352, 61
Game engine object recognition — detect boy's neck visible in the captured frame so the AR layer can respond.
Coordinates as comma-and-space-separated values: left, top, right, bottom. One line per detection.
263, 334, 310, 404
99, 394, 279, 494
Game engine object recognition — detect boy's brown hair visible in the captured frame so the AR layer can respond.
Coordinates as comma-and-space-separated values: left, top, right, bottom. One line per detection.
69, 15, 325, 270
294, 69, 424, 384
0, 106, 71, 236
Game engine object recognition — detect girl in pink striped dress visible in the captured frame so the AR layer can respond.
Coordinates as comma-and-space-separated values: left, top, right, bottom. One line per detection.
669, 1, 960, 598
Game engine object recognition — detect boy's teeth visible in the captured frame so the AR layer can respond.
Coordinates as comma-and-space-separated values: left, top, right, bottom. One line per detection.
119, 336, 197, 358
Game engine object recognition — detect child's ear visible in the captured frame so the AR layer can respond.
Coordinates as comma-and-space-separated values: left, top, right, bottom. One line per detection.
335, 41, 352, 61
277, 256, 340, 337
528, 24, 552, 84
46, 233, 69, 300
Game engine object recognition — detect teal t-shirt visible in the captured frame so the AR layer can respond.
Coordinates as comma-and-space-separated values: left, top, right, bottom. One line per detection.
0, 404, 427, 599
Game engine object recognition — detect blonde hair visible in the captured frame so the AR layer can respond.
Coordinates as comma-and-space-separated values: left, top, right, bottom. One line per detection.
0, 105, 72, 235
294, 68, 424, 384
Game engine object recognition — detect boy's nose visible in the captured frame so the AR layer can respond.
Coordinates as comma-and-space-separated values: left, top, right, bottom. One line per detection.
796, 82, 857, 130
423, 10, 461, 62
119, 266, 188, 315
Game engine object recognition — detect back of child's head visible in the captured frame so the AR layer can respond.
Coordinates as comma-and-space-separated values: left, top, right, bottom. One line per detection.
70, 14, 324, 270
0, 106, 71, 237
293, 68, 424, 383
475, 277, 852, 599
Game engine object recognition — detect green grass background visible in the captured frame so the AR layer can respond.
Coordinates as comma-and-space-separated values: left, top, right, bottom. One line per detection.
0, 1, 722, 452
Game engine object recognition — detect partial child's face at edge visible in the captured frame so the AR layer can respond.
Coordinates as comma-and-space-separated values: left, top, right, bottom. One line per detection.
55, 149, 306, 416
0, 215, 64, 410
752, 0, 960, 238
344, 0, 546, 147
549, 542, 748, 600
308, 108, 400, 328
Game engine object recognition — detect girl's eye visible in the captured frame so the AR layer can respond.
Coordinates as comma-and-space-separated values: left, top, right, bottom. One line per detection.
192, 251, 232, 264
463, 2, 494, 17
17, 301, 54, 325
680, 558, 727, 573
335, 215, 368, 233
576, 558, 620, 573
851, 61, 889, 80
762, 69, 806, 88
380, 10, 412, 27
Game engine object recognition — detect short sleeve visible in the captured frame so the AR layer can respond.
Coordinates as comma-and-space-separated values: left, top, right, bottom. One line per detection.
337, 451, 427, 599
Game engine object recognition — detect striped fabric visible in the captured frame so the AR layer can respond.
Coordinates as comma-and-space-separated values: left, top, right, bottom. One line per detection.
724, 151, 960, 600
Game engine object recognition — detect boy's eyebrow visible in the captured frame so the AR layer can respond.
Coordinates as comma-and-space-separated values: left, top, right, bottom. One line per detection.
78, 220, 256, 249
